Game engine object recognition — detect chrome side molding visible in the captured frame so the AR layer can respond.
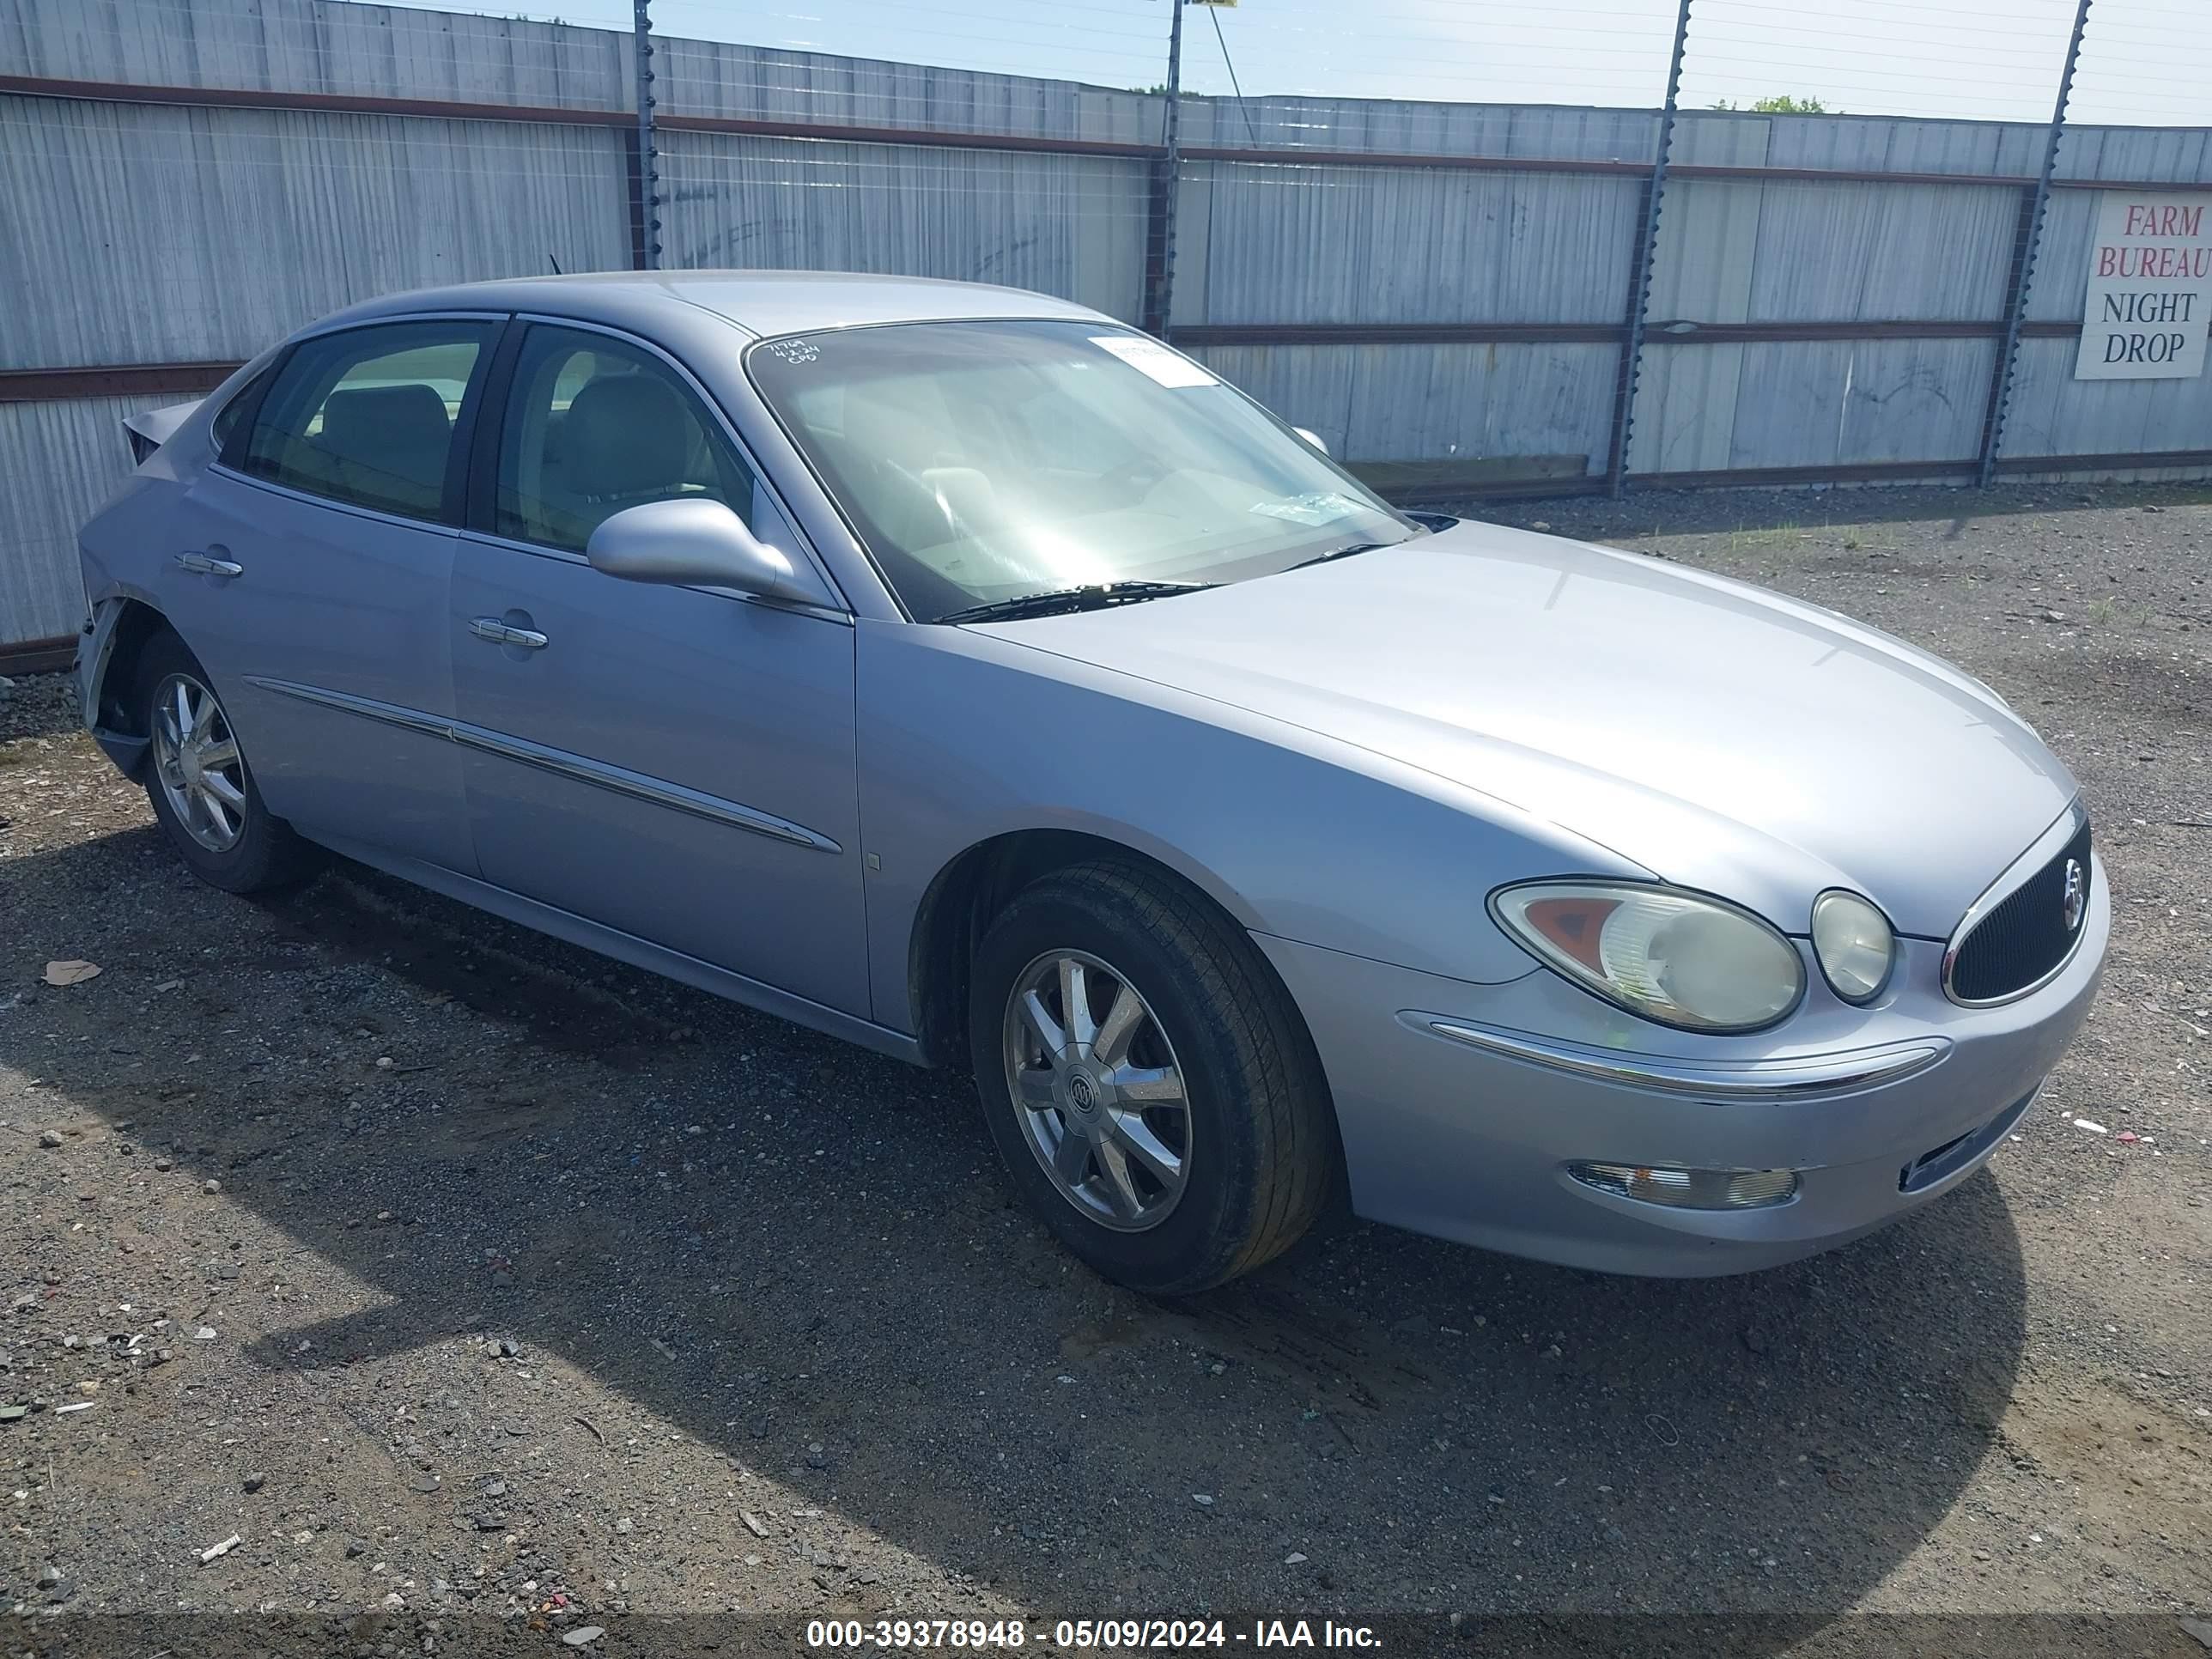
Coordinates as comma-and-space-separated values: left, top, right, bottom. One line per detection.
1405, 1014, 1949, 1100
242, 676, 841, 854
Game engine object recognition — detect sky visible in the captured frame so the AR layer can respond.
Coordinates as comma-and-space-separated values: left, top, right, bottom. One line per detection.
406, 0, 2211, 129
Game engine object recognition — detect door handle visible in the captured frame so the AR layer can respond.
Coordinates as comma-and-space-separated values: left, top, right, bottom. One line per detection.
175, 551, 244, 578
468, 617, 549, 650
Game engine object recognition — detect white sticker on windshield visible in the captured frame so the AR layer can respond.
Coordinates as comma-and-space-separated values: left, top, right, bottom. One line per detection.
1090, 335, 1218, 388
1249, 492, 1366, 527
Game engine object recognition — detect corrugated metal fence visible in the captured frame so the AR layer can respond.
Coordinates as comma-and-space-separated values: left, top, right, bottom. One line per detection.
3, 0, 2209, 655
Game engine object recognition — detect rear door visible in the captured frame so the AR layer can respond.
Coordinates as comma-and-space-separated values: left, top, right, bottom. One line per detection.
448, 319, 869, 1016
153, 317, 501, 873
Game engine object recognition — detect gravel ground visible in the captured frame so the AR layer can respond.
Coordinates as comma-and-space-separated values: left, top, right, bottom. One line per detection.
0, 481, 2207, 1658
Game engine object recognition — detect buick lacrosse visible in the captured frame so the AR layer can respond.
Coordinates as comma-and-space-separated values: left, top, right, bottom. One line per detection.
76, 273, 2105, 1293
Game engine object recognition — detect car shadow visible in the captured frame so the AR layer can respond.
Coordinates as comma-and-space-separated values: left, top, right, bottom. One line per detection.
1, 825, 2032, 1638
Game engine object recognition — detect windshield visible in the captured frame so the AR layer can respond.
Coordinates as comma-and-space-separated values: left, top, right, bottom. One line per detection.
746, 319, 1416, 622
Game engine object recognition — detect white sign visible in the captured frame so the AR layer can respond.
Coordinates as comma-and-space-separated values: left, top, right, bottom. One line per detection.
2075, 191, 2212, 380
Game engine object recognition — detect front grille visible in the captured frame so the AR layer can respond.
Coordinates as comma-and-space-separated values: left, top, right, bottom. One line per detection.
1946, 820, 2092, 1004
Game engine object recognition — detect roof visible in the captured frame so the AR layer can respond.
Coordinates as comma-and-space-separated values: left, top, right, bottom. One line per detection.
330, 270, 1111, 340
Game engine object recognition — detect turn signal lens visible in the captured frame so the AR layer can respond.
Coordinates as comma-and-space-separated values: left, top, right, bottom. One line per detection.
1491, 881, 1805, 1033
1569, 1162, 1799, 1210
1811, 890, 1894, 1003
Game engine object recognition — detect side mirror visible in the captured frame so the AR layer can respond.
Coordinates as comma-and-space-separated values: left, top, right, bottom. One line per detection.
1292, 426, 1330, 456
586, 497, 818, 606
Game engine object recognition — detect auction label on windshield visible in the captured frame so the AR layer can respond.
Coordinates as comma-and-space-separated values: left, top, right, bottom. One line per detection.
1091, 334, 1219, 387
1249, 491, 1365, 526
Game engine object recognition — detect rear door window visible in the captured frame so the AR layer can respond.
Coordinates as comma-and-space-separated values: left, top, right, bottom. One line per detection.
242, 321, 495, 522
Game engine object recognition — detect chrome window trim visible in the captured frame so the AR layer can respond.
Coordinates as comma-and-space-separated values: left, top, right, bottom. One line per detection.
1405, 1014, 1950, 1100
502, 311, 851, 614
204, 463, 462, 538
243, 677, 842, 854
1941, 801, 2093, 1009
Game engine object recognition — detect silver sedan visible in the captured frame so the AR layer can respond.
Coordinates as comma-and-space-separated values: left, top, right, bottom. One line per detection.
76, 273, 2106, 1293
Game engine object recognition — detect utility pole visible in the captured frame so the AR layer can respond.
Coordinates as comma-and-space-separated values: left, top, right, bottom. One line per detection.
1140, 0, 1186, 336
632, 0, 663, 270
1978, 0, 2091, 487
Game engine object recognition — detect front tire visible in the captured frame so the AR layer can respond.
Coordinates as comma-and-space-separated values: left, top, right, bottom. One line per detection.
968, 860, 1335, 1295
137, 629, 316, 894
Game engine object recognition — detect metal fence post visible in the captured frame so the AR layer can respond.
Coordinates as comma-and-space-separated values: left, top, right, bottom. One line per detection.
631, 0, 663, 270
1606, 0, 1692, 499
1139, 0, 1186, 337
1978, 0, 2090, 488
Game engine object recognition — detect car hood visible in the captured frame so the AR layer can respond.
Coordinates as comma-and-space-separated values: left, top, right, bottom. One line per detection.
974, 520, 2076, 937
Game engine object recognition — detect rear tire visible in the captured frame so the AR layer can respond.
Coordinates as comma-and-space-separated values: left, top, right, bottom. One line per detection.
968, 860, 1335, 1296
137, 629, 317, 895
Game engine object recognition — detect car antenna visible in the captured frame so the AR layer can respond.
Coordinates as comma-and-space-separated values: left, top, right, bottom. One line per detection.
549, 253, 563, 275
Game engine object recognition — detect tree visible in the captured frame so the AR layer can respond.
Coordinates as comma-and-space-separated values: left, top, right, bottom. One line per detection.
1711, 94, 1832, 113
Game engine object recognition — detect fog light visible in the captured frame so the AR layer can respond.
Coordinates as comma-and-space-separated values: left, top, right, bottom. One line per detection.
1569, 1162, 1798, 1210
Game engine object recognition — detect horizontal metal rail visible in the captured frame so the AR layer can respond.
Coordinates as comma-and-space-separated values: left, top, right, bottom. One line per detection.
3, 316, 2102, 402
0, 362, 242, 401
1172, 318, 2090, 348
1175, 323, 1628, 347
1990, 446, 2212, 476
1386, 449, 2212, 502
0, 635, 77, 676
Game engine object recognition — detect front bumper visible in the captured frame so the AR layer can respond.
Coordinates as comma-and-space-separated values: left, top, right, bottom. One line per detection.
1256, 860, 2108, 1277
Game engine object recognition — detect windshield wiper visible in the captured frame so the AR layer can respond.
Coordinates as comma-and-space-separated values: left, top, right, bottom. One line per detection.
937, 580, 1216, 625
1287, 538, 1399, 571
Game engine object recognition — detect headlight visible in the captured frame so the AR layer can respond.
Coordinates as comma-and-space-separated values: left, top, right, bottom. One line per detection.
1490, 881, 1804, 1033
1810, 889, 1894, 1003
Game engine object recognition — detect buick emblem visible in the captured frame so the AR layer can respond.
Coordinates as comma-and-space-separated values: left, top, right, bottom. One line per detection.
1067, 1073, 1095, 1112
2060, 858, 2085, 933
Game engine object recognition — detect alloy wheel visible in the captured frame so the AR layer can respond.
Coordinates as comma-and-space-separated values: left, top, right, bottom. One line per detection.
150, 672, 248, 854
1001, 949, 1191, 1231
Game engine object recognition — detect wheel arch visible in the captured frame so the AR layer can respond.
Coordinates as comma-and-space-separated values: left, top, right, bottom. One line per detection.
915, 826, 1353, 1271
907, 826, 1287, 1072
82, 594, 174, 777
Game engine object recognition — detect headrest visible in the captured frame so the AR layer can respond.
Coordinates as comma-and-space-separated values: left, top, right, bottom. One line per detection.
317, 384, 453, 505
562, 374, 692, 500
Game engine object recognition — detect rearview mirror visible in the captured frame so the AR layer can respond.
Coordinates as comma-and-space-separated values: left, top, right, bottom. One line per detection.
1292, 426, 1329, 456
586, 497, 818, 606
